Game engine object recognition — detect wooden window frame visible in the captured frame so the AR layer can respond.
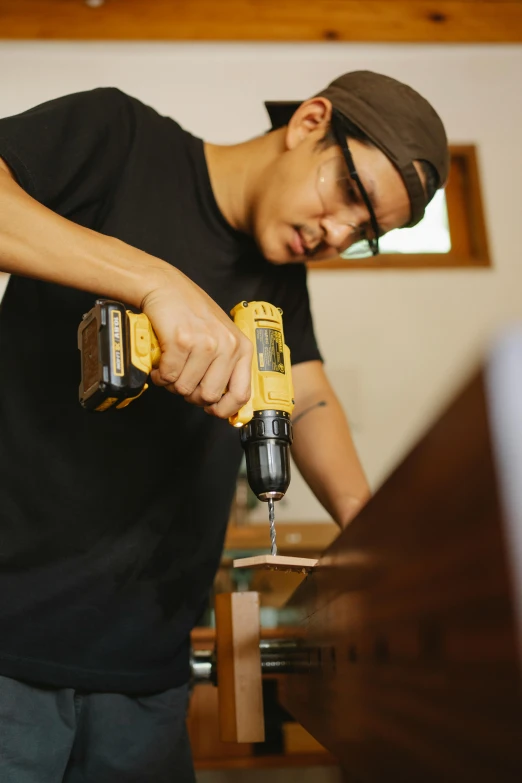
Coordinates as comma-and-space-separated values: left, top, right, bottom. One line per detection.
308, 145, 491, 271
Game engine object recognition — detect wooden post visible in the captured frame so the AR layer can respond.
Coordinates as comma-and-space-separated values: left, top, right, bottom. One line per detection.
215, 592, 264, 743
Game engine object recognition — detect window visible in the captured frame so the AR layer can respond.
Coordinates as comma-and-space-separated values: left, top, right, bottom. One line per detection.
309, 146, 491, 270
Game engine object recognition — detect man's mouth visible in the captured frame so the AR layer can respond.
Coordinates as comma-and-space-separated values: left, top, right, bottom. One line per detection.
291, 226, 326, 259
290, 227, 305, 257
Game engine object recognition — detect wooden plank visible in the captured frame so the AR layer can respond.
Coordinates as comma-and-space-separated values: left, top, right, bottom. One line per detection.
214, 592, 264, 743
277, 356, 522, 780
0, 0, 521, 42
233, 554, 318, 573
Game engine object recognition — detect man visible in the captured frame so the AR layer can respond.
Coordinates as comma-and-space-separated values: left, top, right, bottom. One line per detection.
0, 70, 448, 781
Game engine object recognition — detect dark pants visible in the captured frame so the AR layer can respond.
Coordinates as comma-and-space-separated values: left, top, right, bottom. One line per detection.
0, 674, 196, 782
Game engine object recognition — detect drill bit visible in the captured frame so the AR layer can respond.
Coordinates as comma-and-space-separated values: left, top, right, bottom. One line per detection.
268, 498, 277, 556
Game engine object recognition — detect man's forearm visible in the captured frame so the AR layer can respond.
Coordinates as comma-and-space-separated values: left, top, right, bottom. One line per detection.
291, 362, 371, 528
0, 162, 255, 420
0, 164, 172, 308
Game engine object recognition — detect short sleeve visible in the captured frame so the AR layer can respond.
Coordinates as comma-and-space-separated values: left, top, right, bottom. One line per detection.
0, 87, 136, 220
267, 263, 323, 366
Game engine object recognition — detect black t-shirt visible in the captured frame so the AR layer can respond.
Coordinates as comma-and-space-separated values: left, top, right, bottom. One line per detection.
0, 88, 321, 693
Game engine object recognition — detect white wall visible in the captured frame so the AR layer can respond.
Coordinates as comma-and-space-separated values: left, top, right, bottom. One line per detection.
1, 42, 521, 522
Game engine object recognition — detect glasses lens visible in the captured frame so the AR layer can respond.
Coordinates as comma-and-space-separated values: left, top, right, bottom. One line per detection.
317, 158, 354, 224
340, 241, 375, 260
317, 157, 377, 258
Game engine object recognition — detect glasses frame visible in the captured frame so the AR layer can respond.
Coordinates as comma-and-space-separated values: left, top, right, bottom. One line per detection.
330, 109, 381, 258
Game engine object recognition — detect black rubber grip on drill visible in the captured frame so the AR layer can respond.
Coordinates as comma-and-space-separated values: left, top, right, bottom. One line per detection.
240, 410, 293, 500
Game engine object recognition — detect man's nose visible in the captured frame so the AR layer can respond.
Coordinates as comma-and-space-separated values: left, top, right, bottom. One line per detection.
320, 217, 355, 254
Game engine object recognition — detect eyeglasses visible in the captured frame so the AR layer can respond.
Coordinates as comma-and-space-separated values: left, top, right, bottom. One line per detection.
316, 159, 374, 258
316, 111, 381, 260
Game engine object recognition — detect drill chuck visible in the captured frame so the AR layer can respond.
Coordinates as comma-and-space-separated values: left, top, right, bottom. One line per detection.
240, 410, 293, 502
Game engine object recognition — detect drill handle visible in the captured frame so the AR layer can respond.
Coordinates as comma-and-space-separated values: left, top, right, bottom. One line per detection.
229, 301, 294, 427
127, 312, 161, 375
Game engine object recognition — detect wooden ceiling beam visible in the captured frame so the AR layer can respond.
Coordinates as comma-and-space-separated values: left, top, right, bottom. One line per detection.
0, 0, 521, 43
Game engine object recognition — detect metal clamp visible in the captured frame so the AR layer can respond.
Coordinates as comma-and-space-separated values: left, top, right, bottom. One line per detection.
190, 638, 314, 686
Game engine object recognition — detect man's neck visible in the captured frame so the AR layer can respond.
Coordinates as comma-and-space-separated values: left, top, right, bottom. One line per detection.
204, 129, 285, 236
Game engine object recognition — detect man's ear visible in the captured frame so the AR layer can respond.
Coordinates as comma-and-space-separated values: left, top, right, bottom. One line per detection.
285, 98, 333, 151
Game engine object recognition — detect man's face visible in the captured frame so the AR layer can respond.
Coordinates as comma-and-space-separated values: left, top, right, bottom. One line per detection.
251, 120, 421, 265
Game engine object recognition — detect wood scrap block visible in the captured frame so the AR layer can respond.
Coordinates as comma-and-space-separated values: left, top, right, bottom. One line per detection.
233, 554, 318, 573
214, 591, 264, 743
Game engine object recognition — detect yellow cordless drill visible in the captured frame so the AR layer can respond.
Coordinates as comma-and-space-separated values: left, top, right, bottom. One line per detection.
78, 300, 295, 554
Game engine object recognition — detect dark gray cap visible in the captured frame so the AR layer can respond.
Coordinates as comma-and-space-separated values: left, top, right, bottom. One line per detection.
265, 71, 449, 227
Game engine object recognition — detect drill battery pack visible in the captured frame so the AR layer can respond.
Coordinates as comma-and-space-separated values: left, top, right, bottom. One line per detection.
78, 299, 152, 412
